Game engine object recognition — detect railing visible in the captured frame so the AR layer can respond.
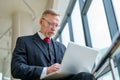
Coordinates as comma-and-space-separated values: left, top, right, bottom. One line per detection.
93, 32, 120, 80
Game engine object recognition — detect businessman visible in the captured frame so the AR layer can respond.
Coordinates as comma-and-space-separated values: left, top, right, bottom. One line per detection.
11, 9, 96, 80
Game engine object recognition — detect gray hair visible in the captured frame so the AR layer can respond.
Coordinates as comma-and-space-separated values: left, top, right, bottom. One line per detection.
41, 9, 60, 18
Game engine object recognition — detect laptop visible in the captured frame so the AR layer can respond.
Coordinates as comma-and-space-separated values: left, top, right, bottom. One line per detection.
41, 42, 98, 80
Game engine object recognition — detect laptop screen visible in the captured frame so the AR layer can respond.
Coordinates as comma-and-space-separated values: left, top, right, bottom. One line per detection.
59, 42, 98, 74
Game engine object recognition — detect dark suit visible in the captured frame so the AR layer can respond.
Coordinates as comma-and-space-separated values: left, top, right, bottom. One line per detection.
11, 33, 66, 80
11, 33, 96, 80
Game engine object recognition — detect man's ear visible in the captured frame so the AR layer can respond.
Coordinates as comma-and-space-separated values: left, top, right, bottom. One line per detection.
40, 19, 45, 28
40, 19, 43, 25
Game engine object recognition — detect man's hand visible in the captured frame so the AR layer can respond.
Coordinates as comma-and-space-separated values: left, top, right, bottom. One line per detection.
47, 63, 61, 74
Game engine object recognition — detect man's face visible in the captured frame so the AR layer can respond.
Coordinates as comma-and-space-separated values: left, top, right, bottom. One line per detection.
40, 14, 60, 37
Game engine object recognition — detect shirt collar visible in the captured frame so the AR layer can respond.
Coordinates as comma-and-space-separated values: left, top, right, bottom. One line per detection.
37, 31, 51, 40
37, 31, 46, 40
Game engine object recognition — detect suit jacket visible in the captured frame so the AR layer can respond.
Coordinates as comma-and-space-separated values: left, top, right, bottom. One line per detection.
11, 33, 66, 80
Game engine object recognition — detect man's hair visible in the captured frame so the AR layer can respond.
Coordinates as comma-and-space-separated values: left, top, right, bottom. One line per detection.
41, 9, 60, 18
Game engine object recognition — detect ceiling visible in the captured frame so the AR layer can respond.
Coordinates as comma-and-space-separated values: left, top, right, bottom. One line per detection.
0, 0, 49, 34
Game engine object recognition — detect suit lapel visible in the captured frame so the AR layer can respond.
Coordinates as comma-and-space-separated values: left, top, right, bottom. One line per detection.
32, 33, 50, 62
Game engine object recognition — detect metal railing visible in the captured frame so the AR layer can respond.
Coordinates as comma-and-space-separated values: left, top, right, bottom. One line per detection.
93, 32, 120, 80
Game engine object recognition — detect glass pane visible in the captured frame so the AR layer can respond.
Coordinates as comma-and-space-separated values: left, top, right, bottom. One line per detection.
83, 0, 86, 2
56, 38, 60, 42
112, 0, 120, 31
115, 67, 120, 80
114, 52, 120, 80
98, 71, 113, 80
71, 0, 85, 46
61, 23, 70, 47
87, 0, 111, 49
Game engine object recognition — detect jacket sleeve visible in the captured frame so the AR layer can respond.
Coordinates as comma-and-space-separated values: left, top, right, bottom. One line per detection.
11, 37, 43, 80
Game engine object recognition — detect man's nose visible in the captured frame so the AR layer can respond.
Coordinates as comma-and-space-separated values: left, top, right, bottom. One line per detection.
51, 26, 57, 31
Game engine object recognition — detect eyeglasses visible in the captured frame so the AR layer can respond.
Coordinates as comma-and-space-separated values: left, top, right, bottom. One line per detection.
42, 18, 59, 28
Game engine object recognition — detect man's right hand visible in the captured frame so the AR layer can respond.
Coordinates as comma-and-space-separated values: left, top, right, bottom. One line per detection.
47, 63, 61, 74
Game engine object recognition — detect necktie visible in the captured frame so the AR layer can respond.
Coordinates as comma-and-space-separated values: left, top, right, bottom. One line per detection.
44, 37, 50, 43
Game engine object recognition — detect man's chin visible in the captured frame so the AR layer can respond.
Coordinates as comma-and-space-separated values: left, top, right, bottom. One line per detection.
47, 33, 54, 37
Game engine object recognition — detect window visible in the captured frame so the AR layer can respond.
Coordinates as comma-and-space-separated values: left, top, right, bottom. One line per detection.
58, 0, 120, 80
87, 0, 111, 49
71, 0, 85, 46
98, 71, 113, 80
56, 37, 60, 42
61, 23, 70, 47
112, 0, 120, 31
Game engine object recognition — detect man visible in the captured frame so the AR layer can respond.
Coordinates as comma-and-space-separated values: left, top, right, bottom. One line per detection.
11, 9, 96, 80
